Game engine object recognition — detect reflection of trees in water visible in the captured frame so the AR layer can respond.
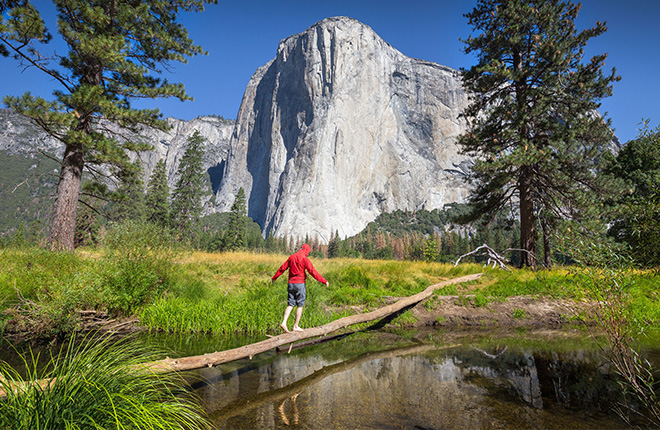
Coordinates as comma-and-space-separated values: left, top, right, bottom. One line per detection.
200, 341, 625, 429
458, 347, 618, 413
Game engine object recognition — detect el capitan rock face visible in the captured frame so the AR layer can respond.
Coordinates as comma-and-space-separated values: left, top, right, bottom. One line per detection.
214, 16, 472, 240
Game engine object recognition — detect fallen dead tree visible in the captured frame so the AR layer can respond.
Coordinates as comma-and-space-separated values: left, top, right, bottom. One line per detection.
0, 273, 481, 397
141, 273, 482, 373
454, 244, 545, 270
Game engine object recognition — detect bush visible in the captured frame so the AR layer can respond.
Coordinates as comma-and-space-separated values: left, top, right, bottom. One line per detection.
101, 220, 179, 316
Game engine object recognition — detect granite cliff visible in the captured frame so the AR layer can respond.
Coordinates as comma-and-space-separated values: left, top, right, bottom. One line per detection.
2, 17, 476, 239
214, 17, 472, 240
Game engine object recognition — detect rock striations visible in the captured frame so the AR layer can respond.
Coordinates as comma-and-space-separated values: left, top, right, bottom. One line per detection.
1, 17, 474, 241
214, 17, 472, 240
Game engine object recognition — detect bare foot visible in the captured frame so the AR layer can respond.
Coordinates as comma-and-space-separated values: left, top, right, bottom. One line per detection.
281, 323, 290, 333
293, 326, 304, 332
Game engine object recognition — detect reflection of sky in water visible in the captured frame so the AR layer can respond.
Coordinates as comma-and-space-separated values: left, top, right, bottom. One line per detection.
199, 337, 632, 429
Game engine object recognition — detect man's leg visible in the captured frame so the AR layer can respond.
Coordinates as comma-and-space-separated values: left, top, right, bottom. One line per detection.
292, 306, 304, 331
281, 305, 293, 332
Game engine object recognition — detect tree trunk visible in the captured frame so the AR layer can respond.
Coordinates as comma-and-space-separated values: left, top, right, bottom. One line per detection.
48, 144, 84, 251
519, 166, 536, 268
513, 46, 536, 269
541, 216, 552, 268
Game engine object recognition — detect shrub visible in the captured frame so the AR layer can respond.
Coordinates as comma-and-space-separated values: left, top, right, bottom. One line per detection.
101, 220, 178, 315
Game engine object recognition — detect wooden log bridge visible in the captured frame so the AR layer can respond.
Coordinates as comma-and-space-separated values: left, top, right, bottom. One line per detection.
142, 273, 482, 373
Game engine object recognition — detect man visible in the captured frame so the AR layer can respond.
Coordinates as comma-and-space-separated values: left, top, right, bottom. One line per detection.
271, 243, 329, 332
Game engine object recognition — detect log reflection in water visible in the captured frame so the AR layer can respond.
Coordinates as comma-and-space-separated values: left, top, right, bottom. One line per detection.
208, 342, 452, 420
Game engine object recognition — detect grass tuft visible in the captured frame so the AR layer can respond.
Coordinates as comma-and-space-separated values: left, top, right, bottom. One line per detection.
0, 333, 210, 429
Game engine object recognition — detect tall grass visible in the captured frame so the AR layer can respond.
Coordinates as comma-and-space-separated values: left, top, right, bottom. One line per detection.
0, 247, 103, 336
2, 240, 656, 338
0, 333, 210, 429
139, 280, 347, 334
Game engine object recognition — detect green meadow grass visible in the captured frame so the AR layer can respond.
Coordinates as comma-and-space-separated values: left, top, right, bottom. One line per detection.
1, 244, 658, 336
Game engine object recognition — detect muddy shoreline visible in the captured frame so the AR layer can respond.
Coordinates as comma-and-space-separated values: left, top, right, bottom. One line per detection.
411, 295, 589, 329
2, 295, 591, 345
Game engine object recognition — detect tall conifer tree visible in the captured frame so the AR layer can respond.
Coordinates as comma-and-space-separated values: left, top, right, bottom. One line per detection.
170, 131, 206, 238
223, 187, 247, 251
108, 160, 146, 222
459, 0, 619, 267
0, 0, 214, 250
145, 159, 170, 227
605, 123, 660, 267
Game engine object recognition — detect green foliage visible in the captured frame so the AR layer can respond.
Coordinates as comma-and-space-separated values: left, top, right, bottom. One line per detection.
145, 159, 171, 227
605, 121, 660, 268
222, 187, 247, 251
459, 0, 620, 266
331, 205, 519, 262
74, 198, 102, 247
422, 237, 439, 262
0, 334, 210, 430
197, 212, 263, 252
1, 0, 213, 250
557, 234, 660, 426
0, 247, 102, 336
140, 280, 342, 335
512, 308, 529, 319
101, 220, 178, 316
170, 131, 207, 240
106, 159, 147, 222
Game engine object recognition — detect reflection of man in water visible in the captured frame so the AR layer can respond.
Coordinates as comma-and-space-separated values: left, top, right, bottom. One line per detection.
278, 392, 300, 426
272, 244, 329, 332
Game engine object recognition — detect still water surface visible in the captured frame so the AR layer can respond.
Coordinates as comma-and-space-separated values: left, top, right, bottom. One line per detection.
142, 328, 659, 429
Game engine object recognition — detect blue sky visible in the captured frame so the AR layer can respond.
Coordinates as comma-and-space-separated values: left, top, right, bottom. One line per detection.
1, 0, 658, 144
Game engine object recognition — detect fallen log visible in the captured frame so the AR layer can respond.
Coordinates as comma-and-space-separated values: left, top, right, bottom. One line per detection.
141, 273, 482, 373
0, 273, 481, 397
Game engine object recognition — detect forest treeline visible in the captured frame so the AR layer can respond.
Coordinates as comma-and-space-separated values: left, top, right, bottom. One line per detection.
3, 123, 660, 268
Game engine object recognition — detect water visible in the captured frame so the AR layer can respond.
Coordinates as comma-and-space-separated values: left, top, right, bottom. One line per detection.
3, 328, 657, 429
138, 328, 657, 429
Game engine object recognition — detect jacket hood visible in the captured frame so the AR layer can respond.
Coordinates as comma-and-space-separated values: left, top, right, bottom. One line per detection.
300, 243, 311, 256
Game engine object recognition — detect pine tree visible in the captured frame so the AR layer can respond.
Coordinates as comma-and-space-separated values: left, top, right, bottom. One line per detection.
327, 230, 340, 258
605, 122, 660, 267
74, 199, 100, 247
423, 237, 439, 262
459, 0, 619, 267
145, 159, 170, 227
1, 0, 213, 250
222, 187, 247, 251
108, 160, 146, 222
264, 231, 276, 253
170, 131, 206, 239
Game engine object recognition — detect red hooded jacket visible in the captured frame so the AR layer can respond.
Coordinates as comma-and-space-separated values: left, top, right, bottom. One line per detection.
272, 244, 327, 284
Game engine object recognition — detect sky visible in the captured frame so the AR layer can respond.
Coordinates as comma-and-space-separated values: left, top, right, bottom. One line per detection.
1, 0, 659, 144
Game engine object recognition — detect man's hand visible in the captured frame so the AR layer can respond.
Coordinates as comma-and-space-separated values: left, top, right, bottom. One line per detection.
325, 281, 330, 287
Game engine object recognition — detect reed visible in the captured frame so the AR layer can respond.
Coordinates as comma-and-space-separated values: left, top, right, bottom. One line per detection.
0, 333, 210, 429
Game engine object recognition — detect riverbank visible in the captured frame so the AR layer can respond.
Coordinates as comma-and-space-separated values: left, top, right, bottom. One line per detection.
1, 246, 656, 344
2, 294, 591, 345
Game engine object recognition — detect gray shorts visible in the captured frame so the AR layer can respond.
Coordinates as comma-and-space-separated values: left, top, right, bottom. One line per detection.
287, 283, 306, 307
